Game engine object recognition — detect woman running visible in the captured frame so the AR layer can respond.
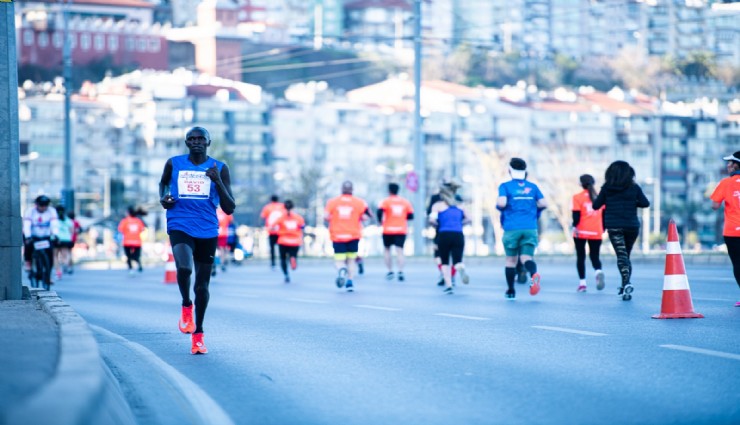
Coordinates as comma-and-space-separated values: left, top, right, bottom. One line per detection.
274, 200, 305, 283
54, 206, 75, 279
592, 161, 650, 301
429, 180, 470, 294
571, 174, 605, 292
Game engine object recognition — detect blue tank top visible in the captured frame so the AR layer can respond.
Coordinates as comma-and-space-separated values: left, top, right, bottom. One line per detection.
438, 206, 464, 233
167, 155, 223, 238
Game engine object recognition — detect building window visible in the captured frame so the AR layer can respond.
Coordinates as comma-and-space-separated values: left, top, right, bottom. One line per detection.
53, 32, 63, 48
137, 38, 147, 52
125, 37, 135, 52
148, 38, 160, 52
80, 33, 91, 50
94, 34, 105, 51
108, 35, 118, 51
23, 30, 34, 46
38, 32, 48, 48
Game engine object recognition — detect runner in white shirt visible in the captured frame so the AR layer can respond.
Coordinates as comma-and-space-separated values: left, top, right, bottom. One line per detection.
22, 195, 59, 283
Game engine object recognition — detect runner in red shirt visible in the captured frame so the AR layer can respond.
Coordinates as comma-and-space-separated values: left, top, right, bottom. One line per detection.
710, 151, 740, 306
377, 182, 414, 282
260, 195, 286, 270
571, 174, 605, 293
118, 206, 146, 275
214, 208, 233, 275
325, 181, 373, 292
274, 200, 305, 283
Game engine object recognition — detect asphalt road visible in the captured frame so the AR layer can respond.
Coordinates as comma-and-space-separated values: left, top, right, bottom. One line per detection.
53, 256, 739, 425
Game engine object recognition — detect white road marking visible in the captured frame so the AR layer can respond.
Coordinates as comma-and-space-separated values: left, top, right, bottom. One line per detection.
693, 297, 733, 302
532, 326, 607, 337
354, 304, 402, 311
434, 313, 490, 321
660, 344, 740, 361
91, 325, 235, 425
287, 298, 329, 304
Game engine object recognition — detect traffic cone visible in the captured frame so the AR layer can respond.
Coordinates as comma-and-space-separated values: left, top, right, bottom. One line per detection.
164, 246, 177, 284
652, 220, 703, 319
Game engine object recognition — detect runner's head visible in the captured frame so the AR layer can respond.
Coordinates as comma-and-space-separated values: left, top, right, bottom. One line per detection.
284, 200, 294, 211
388, 183, 399, 195
509, 158, 527, 180
604, 160, 635, 188
580, 174, 597, 202
34, 195, 51, 212
128, 206, 137, 217
271, 194, 279, 202
723, 151, 740, 173
341, 181, 353, 195
185, 127, 211, 153
56, 205, 66, 219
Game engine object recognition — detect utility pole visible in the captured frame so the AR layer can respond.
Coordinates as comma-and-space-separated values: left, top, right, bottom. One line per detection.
62, 0, 74, 211
412, 0, 425, 256
0, 0, 23, 300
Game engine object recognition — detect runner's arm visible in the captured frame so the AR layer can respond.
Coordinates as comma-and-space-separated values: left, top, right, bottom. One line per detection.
213, 164, 236, 215
376, 208, 383, 223
159, 159, 176, 210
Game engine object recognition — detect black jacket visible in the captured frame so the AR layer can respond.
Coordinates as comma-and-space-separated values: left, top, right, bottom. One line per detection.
592, 183, 650, 229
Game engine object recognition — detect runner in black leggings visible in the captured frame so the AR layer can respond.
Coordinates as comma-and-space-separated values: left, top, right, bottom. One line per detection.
710, 150, 740, 307
592, 161, 649, 301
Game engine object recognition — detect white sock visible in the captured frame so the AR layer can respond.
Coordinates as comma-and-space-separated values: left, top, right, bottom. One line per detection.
579, 279, 587, 286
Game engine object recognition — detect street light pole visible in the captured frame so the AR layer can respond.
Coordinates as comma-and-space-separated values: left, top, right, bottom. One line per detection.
0, 1, 23, 300
62, 0, 75, 211
412, 0, 425, 256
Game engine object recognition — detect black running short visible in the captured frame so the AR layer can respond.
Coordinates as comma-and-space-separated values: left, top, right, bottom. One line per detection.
382, 234, 406, 248
169, 230, 218, 264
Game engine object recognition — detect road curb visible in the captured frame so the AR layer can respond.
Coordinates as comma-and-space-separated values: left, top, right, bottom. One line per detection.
5, 289, 135, 425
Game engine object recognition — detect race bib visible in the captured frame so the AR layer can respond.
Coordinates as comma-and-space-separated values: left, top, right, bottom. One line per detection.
34, 240, 51, 250
177, 171, 211, 199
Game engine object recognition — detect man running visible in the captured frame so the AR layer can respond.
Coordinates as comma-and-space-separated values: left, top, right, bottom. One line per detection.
497, 158, 547, 299
260, 195, 286, 270
214, 207, 233, 275
710, 150, 740, 307
274, 200, 305, 283
23, 195, 59, 289
159, 126, 235, 355
118, 206, 146, 275
325, 181, 373, 292
377, 182, 414, 281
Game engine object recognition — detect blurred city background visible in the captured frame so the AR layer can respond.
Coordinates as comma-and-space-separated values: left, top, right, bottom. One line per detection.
13, 0, 740, 263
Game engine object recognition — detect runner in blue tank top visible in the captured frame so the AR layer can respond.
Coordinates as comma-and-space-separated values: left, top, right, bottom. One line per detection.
159, 126, 235, 355
429, 180, 471, 294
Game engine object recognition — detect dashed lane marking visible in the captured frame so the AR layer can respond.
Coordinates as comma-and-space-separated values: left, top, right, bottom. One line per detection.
287, 298, 330, 304
532, 326, 607, 337
434, 313, 490, 321
660, 344, 740, 361
354, 304, 402, 311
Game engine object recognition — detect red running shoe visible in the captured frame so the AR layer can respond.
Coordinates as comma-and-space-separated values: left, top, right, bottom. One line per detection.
530, 273, 541, 296
191, 332, 208, 354
179, 305, 195, 334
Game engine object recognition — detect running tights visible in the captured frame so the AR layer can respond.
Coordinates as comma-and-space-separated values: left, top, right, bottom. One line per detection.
573, 238, 602, 279
279, 245, 299, 276
724, 236, 740, 288
607, 228, 639, 288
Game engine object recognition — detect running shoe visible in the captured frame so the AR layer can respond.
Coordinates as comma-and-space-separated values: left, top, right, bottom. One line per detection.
179, 305, 195, 334
505, 289, 516, 300
290, 257, 297, 270
459, 268, 470, 285
335, 268, 347, 288
621, 284, 633, 301
595, 270, 605, 291
397, 272, 405, 282
284, 275, 290, 284
191, 333, 208, 355
443, 286, 454, 295
517, 269, 528, 284
529, 273, 541, 296
386, 272, 395, 281
577, 284, 587, 293
345, 280, 354, 292
436, 276, 445, 286
735, 301, 740, 307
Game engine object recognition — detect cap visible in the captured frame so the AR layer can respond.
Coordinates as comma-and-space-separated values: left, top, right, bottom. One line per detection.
509, 157, 527, 180
723, 151, 740, 163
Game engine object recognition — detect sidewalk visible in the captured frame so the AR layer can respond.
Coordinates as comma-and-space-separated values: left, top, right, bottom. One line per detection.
0, 287, 135, 425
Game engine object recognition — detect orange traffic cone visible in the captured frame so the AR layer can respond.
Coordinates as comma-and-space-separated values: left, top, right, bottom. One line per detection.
164, 246, 177, 284
652, 220, 703, 319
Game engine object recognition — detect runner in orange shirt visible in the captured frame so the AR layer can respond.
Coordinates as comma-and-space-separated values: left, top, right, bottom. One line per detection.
710, 150, 740, 307
274, 200, 305, 283
260, 195, 286, 270
377, 182, 414, 282
118, 206, 146, 275
571, 174, 605, 293
214, 207, 233, 276
325, 181, 373, 292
